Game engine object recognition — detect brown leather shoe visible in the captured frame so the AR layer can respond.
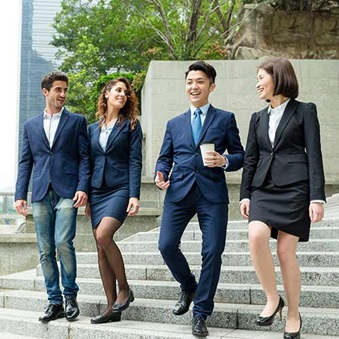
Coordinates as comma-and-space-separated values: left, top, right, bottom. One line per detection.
173, 290, 195, 315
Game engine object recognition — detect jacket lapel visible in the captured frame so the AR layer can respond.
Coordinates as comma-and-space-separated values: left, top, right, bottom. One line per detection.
259, 107, 272, 150
274, 98, 298, 148
198, 105, 216, 146
105, 119, 128, 151
52, 109, 69, 149
38, 113, 50, 149
92, 122, 104, 154
183, 110, 196, 148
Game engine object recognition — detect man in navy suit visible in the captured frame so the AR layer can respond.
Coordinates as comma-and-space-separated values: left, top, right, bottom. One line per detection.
155, 61, 244, 337
15, 71, 91, 322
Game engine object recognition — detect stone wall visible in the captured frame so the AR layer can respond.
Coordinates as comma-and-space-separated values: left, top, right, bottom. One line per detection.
232, 4, 339, 60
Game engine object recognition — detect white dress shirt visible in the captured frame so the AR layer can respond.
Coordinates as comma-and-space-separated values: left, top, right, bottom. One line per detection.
99, 120, 117, 152
43, 108, 64, 148
268, 98, 290, 147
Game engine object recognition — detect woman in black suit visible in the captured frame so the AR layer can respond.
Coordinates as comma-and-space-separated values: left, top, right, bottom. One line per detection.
86, 78, 142, 323
240, 58, 325, 339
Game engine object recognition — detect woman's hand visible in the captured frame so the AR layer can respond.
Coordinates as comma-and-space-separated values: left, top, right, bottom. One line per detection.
127, 197, 140, 216
240, 200, 250, 219
309, 202, 324, 223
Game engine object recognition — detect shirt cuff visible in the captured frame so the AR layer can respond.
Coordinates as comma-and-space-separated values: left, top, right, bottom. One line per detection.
310, 200, 325, 204
240, 198, 250, 204
221, 155, 229, 170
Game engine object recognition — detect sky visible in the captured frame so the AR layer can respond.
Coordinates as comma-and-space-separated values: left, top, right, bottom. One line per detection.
0, 0, 21, 191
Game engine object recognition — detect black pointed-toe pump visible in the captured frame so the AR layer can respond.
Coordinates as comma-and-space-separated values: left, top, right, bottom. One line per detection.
284, 313, 302, 339
255, 296, 285, 326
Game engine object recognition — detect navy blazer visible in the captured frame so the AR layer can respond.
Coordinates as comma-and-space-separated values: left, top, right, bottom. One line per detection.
88, 119, 142, 199
240, 98, 326, 201
155, 105, 244, 204
15, 109, 91, 202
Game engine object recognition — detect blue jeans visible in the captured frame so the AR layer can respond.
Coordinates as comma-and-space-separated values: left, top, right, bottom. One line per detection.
32, 190, 79, 305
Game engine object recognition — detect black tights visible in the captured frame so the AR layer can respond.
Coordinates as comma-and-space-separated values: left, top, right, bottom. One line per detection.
93, 217, 129, 314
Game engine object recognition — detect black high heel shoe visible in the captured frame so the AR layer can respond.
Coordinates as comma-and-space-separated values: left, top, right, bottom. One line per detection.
255, 296, 285, 326
284, 313, 302, 339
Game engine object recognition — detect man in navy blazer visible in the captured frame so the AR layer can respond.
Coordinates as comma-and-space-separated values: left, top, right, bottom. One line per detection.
155, 61, 244, 337
15, 71, 91, 323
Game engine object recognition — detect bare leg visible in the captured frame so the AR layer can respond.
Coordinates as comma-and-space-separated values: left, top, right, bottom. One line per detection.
93, 227, 117, 315
248, 221, 280, 316
277, 231, 301, 333
95, 217, 130, 305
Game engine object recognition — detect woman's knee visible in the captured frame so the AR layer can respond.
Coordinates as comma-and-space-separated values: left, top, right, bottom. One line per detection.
248, 222, 270, 247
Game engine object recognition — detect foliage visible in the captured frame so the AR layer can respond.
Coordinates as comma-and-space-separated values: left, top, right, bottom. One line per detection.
243, 0, 339, 11
52, 0, 243, 118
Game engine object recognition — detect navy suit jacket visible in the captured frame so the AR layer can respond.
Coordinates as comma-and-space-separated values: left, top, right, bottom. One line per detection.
88, 119, 143, 199
155, 105, 244, 204
15, 109, 91, 202
240, 98, 326, 201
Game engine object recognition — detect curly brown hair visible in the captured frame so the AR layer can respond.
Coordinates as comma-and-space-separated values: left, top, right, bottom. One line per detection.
96, 77, 139, 130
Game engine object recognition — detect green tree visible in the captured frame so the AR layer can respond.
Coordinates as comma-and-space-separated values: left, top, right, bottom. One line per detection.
52, 0, 241, 119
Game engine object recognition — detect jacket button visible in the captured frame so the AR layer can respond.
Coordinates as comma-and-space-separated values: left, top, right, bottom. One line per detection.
270, 152, 273, 156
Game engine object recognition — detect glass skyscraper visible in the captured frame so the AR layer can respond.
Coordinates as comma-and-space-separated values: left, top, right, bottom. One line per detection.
18, 0, 62, 157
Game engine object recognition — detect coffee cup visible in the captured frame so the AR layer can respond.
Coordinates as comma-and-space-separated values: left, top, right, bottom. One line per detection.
200, 143, 215, 166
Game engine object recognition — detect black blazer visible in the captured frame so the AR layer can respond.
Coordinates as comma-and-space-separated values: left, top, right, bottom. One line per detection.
240, 98, 325, 201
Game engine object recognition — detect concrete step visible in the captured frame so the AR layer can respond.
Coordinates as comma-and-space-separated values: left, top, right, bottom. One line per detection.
154, 219, 339, 232
0, 292, 338, 337
115, 238, 339, 253
75, 250, 339, 267
2, 272, 339, 309
0, 308, 337, 339
32, 262, 339, 287
125, 226, 339, 241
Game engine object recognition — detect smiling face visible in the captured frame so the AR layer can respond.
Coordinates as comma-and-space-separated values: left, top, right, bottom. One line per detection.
185, 70, 215, 107
105, 81, 128, 110
43, 80, 68, 114
256, 68, 275, 101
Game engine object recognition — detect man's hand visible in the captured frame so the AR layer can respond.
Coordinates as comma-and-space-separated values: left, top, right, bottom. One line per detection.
204, 151, 227, 168
73, 191, 88, 208
15, 199, 28, 217
127, 197, 140, 216
155, 171, 170, 190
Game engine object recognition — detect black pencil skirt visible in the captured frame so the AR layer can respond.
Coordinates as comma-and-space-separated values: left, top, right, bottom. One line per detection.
249, 179, 310, 242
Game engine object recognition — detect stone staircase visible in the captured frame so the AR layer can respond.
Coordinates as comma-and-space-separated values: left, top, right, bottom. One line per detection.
0, 194, 339, 338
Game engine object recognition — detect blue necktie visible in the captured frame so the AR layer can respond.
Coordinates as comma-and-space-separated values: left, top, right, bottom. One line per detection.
192, 108, 202, 146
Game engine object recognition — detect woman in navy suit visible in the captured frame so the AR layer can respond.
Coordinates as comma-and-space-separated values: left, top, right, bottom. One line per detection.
86, 78, 142, 324
240, 58, 325, 339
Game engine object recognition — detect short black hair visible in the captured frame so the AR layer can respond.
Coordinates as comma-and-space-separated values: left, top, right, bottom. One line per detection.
258, 58, 299, 99
41, 71, 68, 91
185, 60, 217, 84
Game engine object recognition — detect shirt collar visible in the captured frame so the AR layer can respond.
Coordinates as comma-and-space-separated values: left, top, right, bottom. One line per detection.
44, 107, 64, 118
190, 103, 210, 116
267, 98, 290, 115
